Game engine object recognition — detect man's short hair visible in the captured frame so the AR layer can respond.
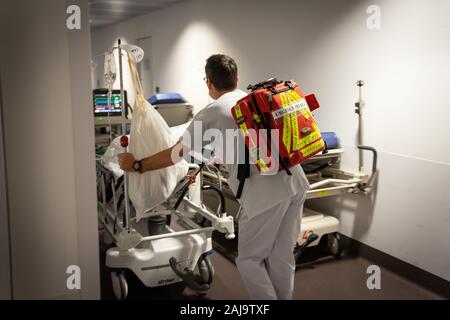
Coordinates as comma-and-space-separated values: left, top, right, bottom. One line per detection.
205, 54, 238, 91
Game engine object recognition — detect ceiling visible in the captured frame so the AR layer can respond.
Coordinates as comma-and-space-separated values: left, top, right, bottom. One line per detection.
89, 0, 186, 29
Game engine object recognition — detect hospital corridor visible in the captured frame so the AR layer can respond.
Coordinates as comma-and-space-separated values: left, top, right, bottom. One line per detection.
0, 0, 449, 312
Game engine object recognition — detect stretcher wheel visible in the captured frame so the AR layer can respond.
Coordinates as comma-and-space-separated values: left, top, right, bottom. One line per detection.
197, 255, 214, 285
327, 233, 343, 258
111, 271, 128, 300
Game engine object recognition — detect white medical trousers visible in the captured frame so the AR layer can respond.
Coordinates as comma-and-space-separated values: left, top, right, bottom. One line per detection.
236, 191, 306, 300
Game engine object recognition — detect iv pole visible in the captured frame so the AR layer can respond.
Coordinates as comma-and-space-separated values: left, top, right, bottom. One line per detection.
355, 80, 365, 174
118, 38, 131, 233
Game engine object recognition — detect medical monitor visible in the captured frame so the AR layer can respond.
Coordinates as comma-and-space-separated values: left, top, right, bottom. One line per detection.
93, 89, 128, 117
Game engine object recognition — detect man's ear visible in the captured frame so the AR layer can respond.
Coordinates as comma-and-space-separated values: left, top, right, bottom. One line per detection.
208, 81, 218, 98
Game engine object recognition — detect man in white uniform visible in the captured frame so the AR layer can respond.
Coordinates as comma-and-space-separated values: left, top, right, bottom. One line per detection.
119, 54, 309, 300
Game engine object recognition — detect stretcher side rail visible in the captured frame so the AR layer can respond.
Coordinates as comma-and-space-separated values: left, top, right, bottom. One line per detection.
201, 145, 377, 200
97, 162, 235, 252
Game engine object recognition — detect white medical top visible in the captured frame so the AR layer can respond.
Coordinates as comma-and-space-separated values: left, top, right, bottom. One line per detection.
181, 89, 310, 219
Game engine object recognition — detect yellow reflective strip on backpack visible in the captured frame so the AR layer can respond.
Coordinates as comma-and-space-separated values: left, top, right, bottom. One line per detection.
286, 90, 301, 151
286, 90, 323, 151
289, 90, 310, 118
312, 122, 320, 133
234, 105, 249, 135
257, 159, 269, 172
297, 130, 321, 149
248, 138, 268, 171
234, 104, 243, 118
300, 138, 325, 157
279, 92, 292, 153
236, 105, 267, 170
289, 89, 302, 101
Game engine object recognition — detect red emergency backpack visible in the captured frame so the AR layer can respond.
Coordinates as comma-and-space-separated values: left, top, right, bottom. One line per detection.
231, 78, 325, 198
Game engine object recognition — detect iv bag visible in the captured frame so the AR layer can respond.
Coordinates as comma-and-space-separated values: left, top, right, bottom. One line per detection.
104, 51, 116, 88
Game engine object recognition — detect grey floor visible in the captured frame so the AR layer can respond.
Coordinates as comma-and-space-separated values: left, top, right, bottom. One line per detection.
204, 253, 441, 300
100, 240, 443, 300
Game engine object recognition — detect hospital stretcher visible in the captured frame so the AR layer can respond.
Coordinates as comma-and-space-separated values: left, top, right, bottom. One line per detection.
97, 160, 235, 300
96, 93, 237, 300
96, 42, 234, 299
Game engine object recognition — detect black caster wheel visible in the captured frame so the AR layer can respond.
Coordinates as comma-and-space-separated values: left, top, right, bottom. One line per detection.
197, 255, 214, 285
327, 232, 343, 258
111, 271, 128, 300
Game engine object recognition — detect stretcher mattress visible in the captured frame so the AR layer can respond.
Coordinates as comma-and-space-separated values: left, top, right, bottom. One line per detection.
148, 93, 186, 105
321, 132, 339, 149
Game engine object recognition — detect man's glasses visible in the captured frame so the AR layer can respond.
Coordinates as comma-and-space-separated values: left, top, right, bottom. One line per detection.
203, 77, 208, 83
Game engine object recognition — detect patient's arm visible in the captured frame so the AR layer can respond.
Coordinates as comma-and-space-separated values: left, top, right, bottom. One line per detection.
118, 141, 186, 173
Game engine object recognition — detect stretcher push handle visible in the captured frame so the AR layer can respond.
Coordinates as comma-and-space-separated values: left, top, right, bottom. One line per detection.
357, 145, 378, 194
202, 185, 226, 214
357, 145, 377, 174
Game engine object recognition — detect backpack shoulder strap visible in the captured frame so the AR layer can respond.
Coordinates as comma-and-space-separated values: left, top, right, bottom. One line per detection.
236, 146, 250, 199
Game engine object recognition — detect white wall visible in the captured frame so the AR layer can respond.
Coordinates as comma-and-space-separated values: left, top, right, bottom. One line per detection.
0, 0, 99, 299
68, 0, 101, 300
91, 0, 450, 281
